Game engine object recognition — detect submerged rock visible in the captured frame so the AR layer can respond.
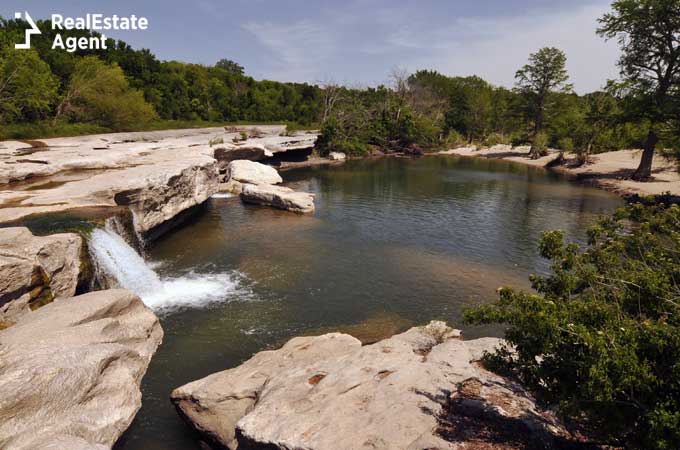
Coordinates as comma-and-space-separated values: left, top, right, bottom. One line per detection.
241, 184, 315, 213
0, 289, 162, 450
0, 227, 85, 323
171, 321, 576, 450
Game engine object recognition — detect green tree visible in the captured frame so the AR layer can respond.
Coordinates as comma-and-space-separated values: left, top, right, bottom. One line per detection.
578, 91, 621, 163
598, 0, 680, 179
465, 202, 680, 449
515, 47, 573, 158
55, 56, 156, 129
0, 48, 58, 123
215, 58, 244, 75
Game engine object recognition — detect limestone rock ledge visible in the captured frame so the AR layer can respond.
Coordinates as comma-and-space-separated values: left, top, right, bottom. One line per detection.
0, 289, 163, 450
241, 184, 315, 214
0, 227, 86, 323
171, 321, 575, 450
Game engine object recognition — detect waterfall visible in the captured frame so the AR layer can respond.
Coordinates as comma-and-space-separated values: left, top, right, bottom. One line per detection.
89, 227, 245, 311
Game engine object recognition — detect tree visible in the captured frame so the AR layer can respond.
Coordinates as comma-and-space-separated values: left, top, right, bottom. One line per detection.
515, 47, 573, 158
465, 202, 680, 449
579, 91, 621, 164
214, 58, 244, 75
320, 80, 343, 124
0, 48, 58, 123
598, 0, 680, 180
55, 56, 156, 129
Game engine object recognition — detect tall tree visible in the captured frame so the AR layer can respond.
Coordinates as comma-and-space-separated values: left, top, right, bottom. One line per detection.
515, 47, 573, 158
214, 59, 244, 75
598, 0, 680, 180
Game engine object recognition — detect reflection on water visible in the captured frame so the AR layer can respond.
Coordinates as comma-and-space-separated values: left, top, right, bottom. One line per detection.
114, 155, 622, 450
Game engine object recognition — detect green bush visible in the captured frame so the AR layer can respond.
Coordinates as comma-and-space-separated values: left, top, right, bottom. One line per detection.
443, 129, 465, 148
529, 131, 549, 158
329, 138, 370, 156
465, 202, 680, 449
484, 132, 511, 147
557, 137, 574, 152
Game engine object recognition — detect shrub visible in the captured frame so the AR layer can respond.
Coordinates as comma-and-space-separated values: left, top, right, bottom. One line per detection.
529, 131, 549, 158
57, 56, 156, 130
330, 138, 370, 156
443, 129, 465, 148
484, 132, 511, 147
465, 202, 680, 449
208, 135, 224, 146
557, 137, 574, 153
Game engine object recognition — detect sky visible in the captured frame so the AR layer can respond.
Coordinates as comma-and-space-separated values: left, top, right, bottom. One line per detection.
4, 0, 621, 93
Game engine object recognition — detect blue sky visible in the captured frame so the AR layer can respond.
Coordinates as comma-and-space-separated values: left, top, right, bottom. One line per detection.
4, 0, 620, 93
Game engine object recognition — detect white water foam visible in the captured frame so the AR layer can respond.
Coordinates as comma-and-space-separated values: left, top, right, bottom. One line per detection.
89, 228, 244, 311
210, 193, 236, 199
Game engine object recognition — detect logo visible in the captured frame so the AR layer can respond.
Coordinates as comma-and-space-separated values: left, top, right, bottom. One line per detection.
14, 12, 41, 49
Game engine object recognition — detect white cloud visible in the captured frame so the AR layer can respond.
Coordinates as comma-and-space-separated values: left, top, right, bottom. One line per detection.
411, 2, 621, 93
242, 0, 620, 93
241, 20, 336, 82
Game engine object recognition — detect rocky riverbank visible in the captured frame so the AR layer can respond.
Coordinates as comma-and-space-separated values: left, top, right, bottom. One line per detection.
0, 289, 162, 450
172, 321, 585, 450
441, 145, 680, 197
0, 125, 321, 235
0, 126, 323, 449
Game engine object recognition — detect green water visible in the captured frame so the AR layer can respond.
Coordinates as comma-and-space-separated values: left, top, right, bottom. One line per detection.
114, 155, 622, 450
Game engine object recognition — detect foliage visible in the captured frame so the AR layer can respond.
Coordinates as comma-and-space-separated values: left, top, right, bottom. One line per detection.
557, 137, 574, 152
214, 58, 244, 75
597, 0, 680, 178
208, 135, 224, 146
515, 47, 572, 158
54, 56, 156, 129
0, 47, 58, 122
531, 131, 549, 156
0, 16, 322, 134
465, 202, 680, 449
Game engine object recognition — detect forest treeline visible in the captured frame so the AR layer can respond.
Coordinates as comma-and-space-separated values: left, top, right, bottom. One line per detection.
1, 1, 678, 179
0, 18, 323, 138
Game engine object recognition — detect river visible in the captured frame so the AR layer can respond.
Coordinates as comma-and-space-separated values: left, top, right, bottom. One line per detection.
112, 155, 622, 450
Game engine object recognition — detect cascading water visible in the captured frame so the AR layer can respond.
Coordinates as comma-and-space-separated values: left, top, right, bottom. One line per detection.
89, 227, 246, 310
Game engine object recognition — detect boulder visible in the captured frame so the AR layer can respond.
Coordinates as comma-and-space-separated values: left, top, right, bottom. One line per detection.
113, 161, 219, 238
328, 151, 347, 161
172, 321, 576, 450
0, 289, 163, 450
226, 160, 283, 186
0, 227, 85, 323
240, 184, 315, 213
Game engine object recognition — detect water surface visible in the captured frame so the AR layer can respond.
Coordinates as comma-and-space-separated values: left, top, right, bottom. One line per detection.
114, 155, 622, 450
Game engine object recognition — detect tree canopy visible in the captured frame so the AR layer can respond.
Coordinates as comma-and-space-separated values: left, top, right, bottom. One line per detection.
598, 0, 680, 178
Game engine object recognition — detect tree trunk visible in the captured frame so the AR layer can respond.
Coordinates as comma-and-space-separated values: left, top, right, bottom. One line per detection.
632, 129, 658, 180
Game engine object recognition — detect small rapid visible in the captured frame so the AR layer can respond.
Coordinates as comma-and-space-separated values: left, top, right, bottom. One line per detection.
89, 227, 244, 310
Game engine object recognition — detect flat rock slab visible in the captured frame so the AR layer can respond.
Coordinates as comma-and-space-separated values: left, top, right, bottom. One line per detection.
0, 126, 317, 234
0, 289, 163, 450
171, 321, 574, 450
0, 227, 84, 322
241, 183, 315, 213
